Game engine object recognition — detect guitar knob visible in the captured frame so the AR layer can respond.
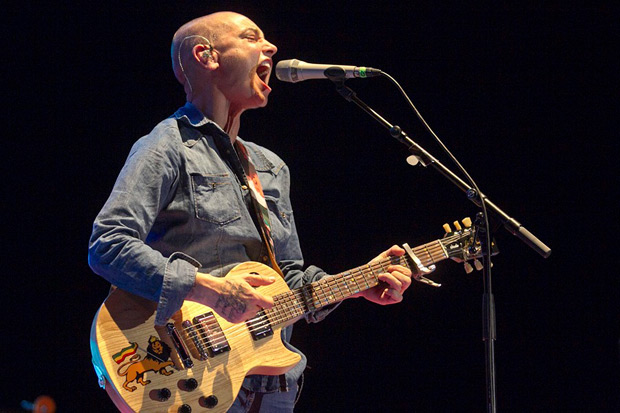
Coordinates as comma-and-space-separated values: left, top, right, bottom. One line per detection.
453, 221, 462, 231
474, 259, 484, 271
178, 404, 192, 413
182, 378, 198, 391
462, 217, 472, 228
157, 388, 171, 402
442, 223, 451, 233
201, 395, 219, 409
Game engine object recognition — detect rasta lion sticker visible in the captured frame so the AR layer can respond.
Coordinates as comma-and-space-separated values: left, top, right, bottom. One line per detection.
112, 336, 175, 392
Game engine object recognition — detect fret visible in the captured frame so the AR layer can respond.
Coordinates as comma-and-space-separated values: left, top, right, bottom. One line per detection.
341, 272, 353, 295
281, 292, 300, 320
269, 230, 472, 321
327, 277, 345, 301
413, 244, 432, 267
378, 259, 387, 273
345, 269, 358, 294
350, 269, 362, 292
318, 278, 333, 306
351, 268, 363, 292
301, 284, 317, 312
362, 264, 376, 289
431, 240, 447, 261
355, 268, 368, 290
291, 290, 306, 317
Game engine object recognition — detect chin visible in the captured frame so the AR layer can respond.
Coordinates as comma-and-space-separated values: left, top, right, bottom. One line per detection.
249, 90, 270, 108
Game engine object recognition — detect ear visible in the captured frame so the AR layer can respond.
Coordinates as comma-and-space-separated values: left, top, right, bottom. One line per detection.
193, 44, 218, 70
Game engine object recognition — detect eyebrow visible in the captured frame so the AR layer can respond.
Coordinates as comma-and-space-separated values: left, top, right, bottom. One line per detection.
241, 27, 264, 38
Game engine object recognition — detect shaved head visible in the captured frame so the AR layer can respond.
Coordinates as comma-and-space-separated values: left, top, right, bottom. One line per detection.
171, 12, 241, 85
168, 11, 277, 133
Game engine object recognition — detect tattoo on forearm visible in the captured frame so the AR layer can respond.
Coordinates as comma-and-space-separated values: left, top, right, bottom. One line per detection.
214, 283, 247, 319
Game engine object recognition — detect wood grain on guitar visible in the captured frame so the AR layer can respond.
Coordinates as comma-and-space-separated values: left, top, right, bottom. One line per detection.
90, 220, 491, 412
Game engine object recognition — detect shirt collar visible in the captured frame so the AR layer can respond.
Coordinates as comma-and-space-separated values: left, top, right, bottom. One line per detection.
172, 102, 275, 171
172, 102, 225, 131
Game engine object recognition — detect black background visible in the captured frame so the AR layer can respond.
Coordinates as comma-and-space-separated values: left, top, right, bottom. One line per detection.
4, 1, 618, 412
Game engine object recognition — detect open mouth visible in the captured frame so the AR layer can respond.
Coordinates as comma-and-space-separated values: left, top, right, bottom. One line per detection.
256, 60, 272, 86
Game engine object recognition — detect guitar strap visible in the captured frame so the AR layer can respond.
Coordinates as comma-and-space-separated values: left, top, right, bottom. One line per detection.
234, 140, 284, 278
177, 119, 284, 278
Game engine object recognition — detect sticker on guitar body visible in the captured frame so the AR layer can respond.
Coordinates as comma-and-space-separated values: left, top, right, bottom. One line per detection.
113, 336, 174, 392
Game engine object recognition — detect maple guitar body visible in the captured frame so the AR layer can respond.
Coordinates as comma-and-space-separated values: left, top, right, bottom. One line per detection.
91, 262, 301, 413
91, 223, 488, 412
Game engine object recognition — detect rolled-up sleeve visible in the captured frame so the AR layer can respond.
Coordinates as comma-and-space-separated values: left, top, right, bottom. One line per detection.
156, 252, 201, 325
88, 122, 199, 325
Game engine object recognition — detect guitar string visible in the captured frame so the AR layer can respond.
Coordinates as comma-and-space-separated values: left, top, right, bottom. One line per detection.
178, 235, 461, 349
184, 254, 418, 350
180, 237, 456, 350
180, 256, 401, 348
181, 255, 406, 348
178, 237, 460, 352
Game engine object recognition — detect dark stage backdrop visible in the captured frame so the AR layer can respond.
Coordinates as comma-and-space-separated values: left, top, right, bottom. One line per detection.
4, 1, 618, 412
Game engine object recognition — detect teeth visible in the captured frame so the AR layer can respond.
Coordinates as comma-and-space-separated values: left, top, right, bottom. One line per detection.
257, 61, 271, 82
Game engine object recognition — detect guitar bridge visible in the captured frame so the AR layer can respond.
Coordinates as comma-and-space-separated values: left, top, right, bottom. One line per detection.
166, 323, 194, 368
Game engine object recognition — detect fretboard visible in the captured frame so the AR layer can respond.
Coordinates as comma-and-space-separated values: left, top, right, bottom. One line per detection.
264, 238, 450, 327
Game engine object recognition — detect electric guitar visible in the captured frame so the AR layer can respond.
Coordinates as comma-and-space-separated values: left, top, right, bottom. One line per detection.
90, 219, 491, 412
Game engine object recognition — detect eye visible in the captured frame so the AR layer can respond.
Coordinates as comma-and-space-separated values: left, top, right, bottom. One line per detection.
242, 29, 261, 42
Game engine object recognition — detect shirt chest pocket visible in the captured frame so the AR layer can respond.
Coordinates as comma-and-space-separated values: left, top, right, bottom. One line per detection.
190, 173, 242, 225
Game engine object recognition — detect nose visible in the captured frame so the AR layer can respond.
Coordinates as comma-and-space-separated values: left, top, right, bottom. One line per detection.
262, 39, 277, 57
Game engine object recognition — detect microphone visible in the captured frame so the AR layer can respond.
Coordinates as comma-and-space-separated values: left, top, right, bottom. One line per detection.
275, 59, 382, 83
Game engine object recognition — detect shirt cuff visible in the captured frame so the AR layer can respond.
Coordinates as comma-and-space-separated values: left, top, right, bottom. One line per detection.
302, 265, 342, 323
155, 252, 201, 326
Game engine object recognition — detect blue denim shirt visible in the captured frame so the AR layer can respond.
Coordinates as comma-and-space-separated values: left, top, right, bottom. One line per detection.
88, 102, 338, 393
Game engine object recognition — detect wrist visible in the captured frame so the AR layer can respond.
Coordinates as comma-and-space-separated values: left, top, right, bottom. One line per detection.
186, 271, 219, 306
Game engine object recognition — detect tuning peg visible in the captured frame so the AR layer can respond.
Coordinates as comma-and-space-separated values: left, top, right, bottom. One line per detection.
464, 262, 474, 274
443, 223, 452, 233
462, 217, 472, 228
474, 259, 484, 271
453, 221, 462, 231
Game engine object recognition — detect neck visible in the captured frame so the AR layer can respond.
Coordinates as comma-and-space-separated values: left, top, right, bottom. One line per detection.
190, 91, 243, 143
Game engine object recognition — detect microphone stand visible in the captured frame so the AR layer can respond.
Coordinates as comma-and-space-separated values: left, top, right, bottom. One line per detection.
325, 72, 551, 413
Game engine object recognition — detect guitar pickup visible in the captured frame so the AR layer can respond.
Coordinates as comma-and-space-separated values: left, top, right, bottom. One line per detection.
191, 312, 230, 358
247, 309, 273, 341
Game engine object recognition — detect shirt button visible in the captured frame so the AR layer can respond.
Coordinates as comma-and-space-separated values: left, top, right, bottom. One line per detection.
261, 255, 268, 262
241, 185, 248, 190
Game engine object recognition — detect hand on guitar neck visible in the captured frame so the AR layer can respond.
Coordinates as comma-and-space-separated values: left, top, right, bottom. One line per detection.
186, 245, 412, 326
350, 245, 413, 304
186, 271, 276, 324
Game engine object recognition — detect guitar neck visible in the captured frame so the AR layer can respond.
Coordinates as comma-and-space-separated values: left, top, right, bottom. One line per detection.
265, 239, 449, 327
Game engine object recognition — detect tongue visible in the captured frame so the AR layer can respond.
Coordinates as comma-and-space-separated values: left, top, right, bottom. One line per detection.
257, 73, 271, 92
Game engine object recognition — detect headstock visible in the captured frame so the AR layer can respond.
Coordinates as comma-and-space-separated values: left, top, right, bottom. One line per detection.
440, 217, 499, 273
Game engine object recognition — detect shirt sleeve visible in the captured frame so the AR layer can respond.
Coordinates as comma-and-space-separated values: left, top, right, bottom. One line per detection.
88, 122, 199, 325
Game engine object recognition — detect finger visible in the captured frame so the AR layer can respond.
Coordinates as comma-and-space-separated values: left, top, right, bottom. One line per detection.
384, 287, 403, 302
370, 245, 405, 264
378, 273, 404, 292
385, 245, 405, 257
387, 269, 413, 289
245, 274, 277, 286
387, 264, 413, 278
251, 290, 275, 309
